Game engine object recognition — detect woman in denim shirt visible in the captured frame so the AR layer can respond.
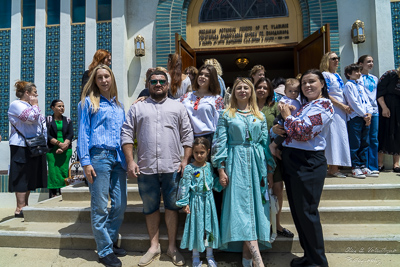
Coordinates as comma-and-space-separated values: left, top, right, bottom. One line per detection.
77, 64, 127, 267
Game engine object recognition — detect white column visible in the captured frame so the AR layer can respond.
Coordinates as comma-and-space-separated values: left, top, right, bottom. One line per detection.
85, 0, 97, 68
60, 0, 72, 117
34, 0, 46, 109
371, 0, 395, 77
112, 0, 128, 106
9, 1, 22, 103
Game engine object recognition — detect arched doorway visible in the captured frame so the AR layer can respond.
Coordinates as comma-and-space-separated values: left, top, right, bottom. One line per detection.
156, 0, 339, 84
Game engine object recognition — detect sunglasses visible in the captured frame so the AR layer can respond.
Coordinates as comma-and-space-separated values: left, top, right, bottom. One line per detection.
330, 57, 340, 61
150, 79, 167, 85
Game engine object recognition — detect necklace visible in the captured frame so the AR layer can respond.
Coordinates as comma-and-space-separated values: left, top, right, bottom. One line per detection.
237, 109, 251, 113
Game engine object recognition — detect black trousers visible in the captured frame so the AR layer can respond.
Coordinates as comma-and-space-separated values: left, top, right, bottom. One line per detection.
282, 147, 328, 267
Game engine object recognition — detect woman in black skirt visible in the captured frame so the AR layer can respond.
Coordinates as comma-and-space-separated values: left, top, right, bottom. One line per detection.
273, 69, 334, 267
377, 68, 400, 172
8, 81, 47, 218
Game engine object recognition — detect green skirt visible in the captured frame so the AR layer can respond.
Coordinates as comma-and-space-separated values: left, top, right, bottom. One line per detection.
46, 147, 72, 189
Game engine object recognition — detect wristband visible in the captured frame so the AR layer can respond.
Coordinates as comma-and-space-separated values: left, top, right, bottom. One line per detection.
56, 140, 61, 145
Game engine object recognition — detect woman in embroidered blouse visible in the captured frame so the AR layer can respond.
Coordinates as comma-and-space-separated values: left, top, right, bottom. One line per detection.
278, 69, 333, 267
357, 55, 380, 173
8, 81, 47, 218
376, 67, 400, 172
77, 64, 127, 265
46, 99, 74, 198
212, 77, 275, 267
320, 52, 352, 177
168, 53, 192, 98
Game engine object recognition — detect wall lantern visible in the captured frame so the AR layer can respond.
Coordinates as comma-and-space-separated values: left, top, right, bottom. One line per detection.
351, 20, 365, 44
236, 57, 249, 69
135, 35, 145, 57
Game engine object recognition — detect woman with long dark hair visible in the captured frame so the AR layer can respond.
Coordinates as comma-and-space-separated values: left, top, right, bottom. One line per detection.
278, 69, 333, 267
168, 53, 192, 98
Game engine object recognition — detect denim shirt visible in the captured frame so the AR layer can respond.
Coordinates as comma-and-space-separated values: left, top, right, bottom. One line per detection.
77, 96, 126, 169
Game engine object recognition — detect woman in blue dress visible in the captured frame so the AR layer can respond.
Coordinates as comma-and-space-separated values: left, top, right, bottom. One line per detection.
212, 77, 275, 267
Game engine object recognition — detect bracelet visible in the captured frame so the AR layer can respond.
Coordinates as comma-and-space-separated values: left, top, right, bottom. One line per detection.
56, 140, 61, 145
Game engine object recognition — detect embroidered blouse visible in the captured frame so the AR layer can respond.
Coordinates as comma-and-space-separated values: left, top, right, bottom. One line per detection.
8, 100, 47, 147
283, 98, 334, 151
179, 92, 224, 136
323, 71, 346, 103
359, 74, 378, 114
344, 80, 374, 120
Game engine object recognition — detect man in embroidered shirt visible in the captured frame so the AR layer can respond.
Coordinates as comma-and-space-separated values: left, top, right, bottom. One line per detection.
121, 70, 193, 266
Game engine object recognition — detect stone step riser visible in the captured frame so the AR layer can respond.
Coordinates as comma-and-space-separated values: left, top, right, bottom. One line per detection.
61, 187, 400, 201
0, 234, 398, 254
23, 208, 400, 224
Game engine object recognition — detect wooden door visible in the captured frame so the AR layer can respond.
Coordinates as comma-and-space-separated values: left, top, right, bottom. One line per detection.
175, 33, 196, 71
294, 24, 330, 76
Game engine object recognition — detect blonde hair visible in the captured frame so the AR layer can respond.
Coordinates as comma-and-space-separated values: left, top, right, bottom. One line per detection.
80, 65, 121, 112
204, 58, 223, 76
249, 65, 266, 81
285, 78, 300, 87
224, 77, 264, 120
319, 51, 336, 72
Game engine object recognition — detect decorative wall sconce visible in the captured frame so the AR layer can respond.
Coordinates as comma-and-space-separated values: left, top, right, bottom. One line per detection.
351, 20, 365, 44
236, 57, 249, 69
135, 35, 145, 57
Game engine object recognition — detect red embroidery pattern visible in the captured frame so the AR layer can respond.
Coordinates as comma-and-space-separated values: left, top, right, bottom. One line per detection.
179, 92, 190, 102
308, 113, 323, 126
215, 96, 224, 110
19, 106, 40, 122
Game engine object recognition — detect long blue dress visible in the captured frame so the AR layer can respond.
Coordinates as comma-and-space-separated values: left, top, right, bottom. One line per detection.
211, 111, 276, 252
176, 162, 221, 252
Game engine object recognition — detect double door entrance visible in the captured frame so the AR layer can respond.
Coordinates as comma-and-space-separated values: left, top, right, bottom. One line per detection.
176, 25, 330, 87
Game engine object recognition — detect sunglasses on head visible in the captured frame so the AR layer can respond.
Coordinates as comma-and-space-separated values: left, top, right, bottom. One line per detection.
150, 79, 167, 85
330, 57, 340, 61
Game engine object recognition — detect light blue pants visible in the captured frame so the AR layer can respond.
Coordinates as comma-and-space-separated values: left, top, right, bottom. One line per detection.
367, 114, 379, 171
88, 148, 127, 258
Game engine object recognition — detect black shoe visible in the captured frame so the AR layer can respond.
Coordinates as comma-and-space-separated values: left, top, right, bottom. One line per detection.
291, 256, 308, 267
14, 211, 24, 218
99, 253, 122, 267
378, 165, 385, 172
393, 167, 400, 173
113, 244, 127, 257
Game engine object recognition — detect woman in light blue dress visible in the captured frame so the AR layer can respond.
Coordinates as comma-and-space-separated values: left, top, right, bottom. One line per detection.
212, 77, 275, 267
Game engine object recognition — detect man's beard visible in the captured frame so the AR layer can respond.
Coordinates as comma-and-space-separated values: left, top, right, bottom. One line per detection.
150, 90, 167, 101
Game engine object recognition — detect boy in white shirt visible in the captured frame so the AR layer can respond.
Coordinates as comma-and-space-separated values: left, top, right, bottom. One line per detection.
343, 63, 377, 178
269, 78, 301, 157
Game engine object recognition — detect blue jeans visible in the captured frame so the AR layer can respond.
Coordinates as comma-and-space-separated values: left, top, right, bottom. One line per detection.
367, 114, 379, 171
88, 148, 127, 258
347, 117, 370, 168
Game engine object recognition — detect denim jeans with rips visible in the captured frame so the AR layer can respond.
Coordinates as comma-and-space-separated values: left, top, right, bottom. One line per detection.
88, 148, 127, 258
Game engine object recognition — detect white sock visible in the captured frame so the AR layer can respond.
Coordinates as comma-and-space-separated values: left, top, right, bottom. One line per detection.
242, 257, 253, 267
206, 247, 213, 258
193, 249, 200, 258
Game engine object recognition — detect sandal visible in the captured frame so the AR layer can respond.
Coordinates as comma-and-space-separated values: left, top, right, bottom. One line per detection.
277, 228, 294, 238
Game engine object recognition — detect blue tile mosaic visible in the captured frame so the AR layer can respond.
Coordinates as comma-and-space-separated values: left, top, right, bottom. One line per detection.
0, 30, 10, 141
45, 26, 60, 116
21, 28, 35, 82
70, 24, 85, 135
391, 2, 400, 69
97, 22, 112, 53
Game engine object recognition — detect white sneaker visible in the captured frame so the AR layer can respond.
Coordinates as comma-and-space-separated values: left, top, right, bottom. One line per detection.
352, 168, 366, 179
192, 257, 202, 267
362, 167, 379, 177
371, 170, 380, 175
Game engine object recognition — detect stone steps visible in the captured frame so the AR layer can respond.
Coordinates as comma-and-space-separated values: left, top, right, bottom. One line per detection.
0, 174, 399, 254
21, 197, 400, 224
0, 219, 398, 253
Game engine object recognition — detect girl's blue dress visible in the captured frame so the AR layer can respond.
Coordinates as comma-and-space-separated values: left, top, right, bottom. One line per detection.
211, 111, 276, 252
176, 162, 221, 252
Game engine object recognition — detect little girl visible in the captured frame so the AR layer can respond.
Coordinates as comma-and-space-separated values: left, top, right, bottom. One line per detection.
176, 137, 220, 267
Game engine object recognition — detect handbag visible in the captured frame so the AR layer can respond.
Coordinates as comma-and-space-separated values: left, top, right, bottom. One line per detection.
11, 122, 49, 157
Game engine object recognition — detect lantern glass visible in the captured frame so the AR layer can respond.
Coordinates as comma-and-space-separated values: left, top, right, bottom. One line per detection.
358, 27, 363, 35
141, 42, 144, 49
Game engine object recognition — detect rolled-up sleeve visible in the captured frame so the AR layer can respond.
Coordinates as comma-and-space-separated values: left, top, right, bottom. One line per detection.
179, 107, 194, 147
121, 105, 136, 146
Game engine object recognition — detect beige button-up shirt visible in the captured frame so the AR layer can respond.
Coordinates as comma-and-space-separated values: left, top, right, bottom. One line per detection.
121, 97, 193, 174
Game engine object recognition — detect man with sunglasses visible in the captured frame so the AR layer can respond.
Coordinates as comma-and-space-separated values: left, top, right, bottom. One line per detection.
121, 70, 193, 266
